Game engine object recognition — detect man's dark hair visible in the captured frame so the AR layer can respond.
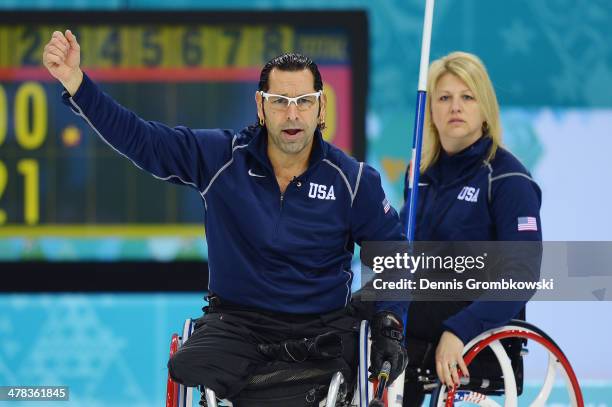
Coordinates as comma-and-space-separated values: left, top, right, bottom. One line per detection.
258, 53, 323, 92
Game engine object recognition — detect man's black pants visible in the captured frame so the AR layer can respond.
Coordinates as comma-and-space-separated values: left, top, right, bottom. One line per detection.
167, 297, 361, 401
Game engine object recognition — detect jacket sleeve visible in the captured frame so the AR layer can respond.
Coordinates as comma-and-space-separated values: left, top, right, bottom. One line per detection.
350, 164, 407, 319
442, 174, 543, 343
61, 72, 234, 191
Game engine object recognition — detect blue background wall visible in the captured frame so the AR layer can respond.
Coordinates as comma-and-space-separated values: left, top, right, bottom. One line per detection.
2, 0, 612, 405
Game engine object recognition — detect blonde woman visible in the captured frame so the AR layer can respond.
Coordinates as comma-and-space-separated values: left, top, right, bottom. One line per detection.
401, 52, 542, 405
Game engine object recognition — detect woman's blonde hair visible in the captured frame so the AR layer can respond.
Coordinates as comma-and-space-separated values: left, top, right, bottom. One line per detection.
420, 51, 502, 172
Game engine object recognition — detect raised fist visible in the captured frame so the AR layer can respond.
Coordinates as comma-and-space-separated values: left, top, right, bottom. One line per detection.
42, 30, 83, 95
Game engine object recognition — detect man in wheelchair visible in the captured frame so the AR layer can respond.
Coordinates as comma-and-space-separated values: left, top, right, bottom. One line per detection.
158, 53, 409, 405
42, 29, 408, 406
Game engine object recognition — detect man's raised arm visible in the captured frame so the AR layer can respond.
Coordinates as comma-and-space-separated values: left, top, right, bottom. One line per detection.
42, 30, 233, 191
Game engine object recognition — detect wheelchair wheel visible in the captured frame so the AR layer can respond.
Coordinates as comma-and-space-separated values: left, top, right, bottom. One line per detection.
166, 319, 197, 407
166, 334, 180, 407
354, 320, 405, 407
429, 320, 584, 407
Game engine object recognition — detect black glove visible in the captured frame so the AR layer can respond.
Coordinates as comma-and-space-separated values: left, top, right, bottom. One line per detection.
369, 311, 408, 384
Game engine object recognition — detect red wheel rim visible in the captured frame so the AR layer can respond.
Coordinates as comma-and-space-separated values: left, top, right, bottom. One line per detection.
445, 330, 583, 407
166, 334, 180, 407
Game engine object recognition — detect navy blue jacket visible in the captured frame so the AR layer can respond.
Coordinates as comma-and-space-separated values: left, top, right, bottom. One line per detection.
62, 73, 406, 317
403, 136, 542, 343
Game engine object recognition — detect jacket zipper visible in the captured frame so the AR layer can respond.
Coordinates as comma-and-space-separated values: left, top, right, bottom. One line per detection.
276, 176, 304, 235
276, 190, 285, 235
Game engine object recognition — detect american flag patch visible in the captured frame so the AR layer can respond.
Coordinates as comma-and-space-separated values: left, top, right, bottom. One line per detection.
517, 216, 538, 231
382, 197, 391, 214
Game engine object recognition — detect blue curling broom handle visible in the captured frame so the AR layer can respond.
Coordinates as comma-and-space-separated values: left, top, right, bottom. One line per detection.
406, 0, 435, 243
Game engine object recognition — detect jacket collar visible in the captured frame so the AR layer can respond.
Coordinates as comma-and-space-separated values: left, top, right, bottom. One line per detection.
423, 136, 492, 186
245, 126, 328, 174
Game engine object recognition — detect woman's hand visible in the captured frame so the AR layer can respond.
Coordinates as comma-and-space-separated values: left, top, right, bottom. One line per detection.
435, 330, 469, 388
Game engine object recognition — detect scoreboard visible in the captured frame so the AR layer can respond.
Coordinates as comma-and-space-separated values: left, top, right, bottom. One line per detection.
0, 11, 367, 264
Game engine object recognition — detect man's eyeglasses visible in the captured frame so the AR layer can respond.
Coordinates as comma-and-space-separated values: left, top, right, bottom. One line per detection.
260, 91, 322, 111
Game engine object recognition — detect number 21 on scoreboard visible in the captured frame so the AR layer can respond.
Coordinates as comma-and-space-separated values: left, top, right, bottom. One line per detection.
0, 81, 46, 226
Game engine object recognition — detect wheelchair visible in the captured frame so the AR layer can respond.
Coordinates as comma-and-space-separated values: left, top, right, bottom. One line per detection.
166, 319, 405, 407
166, 319, 583, 407
404, 320, 584, 407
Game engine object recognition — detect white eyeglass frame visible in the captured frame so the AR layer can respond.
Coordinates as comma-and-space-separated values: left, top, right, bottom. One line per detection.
259, 91, 322, 109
